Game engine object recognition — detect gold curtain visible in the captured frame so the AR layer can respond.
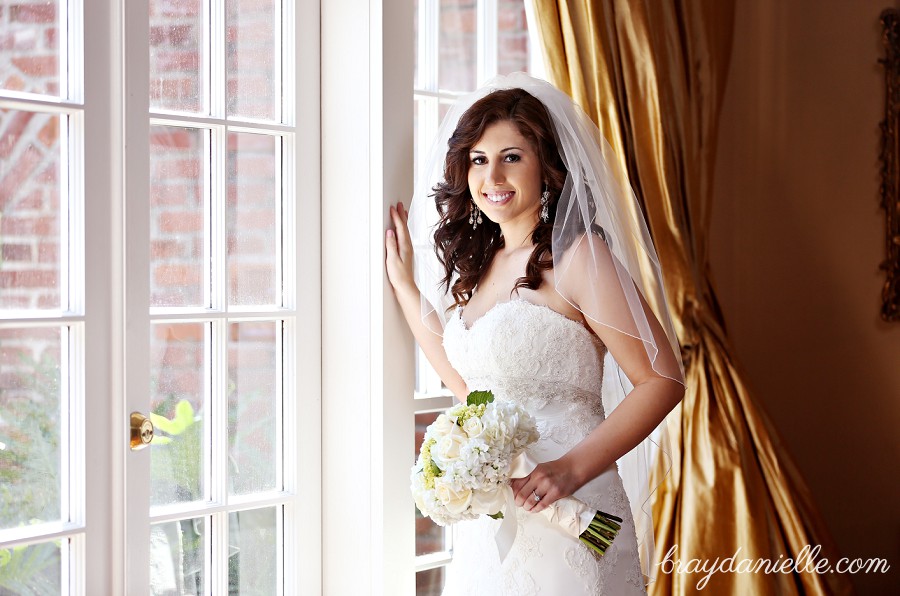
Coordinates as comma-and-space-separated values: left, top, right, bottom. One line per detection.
529, 1, 855, 594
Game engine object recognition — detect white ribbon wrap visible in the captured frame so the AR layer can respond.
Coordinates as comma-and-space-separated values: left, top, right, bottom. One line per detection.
494, 453, 597, 562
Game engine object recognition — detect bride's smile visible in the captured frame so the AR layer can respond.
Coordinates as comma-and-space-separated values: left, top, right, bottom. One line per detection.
483, 190, 515, 204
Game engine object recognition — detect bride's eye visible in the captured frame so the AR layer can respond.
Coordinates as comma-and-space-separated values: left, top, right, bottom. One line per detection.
503, 154, 521, 163
470, 155, 487, 165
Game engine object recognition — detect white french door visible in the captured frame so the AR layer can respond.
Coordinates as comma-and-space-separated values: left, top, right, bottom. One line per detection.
0, 0, 318, 593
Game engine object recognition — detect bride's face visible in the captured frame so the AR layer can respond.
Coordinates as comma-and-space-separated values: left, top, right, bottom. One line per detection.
467, 120, 543, 229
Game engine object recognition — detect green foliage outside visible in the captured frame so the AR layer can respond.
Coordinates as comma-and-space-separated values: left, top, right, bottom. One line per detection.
0, 349, 62, 595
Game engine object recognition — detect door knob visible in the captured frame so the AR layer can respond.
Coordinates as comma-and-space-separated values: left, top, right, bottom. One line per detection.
130, 412, 154, 451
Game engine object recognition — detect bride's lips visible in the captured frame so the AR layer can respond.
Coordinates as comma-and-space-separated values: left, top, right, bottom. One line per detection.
483, 191, 515, 206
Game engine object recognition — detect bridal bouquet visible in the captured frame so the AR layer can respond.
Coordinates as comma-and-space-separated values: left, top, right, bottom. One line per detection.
411, 390, 539, 525
411, 390, 624, 558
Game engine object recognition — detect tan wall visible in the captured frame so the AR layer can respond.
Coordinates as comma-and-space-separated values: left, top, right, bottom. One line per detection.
711, 0, 900, 592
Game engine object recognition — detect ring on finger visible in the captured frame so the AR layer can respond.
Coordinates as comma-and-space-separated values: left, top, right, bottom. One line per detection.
532, 490, 542, 503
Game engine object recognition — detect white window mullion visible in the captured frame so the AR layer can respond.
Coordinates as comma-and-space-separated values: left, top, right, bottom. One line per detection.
67, 321, 86, 596
477, 0, 499, 86
292, 0, 321, 591
420, 0, 439, 91
210, 511, 228, 596
68, 106, 86, 315
210, 317, 228, 595
275, 138, 285, 307
276, 505, 286, 596
67, 532, 83, 595
210, 317, 228, 504
282, 1, 296, 127
275, 320, 285, 491
281, 133, 297, 310
122, 0, 153, 590
274, 0, 284, 124
211, 125, 228, 311
210, 0, 226, 120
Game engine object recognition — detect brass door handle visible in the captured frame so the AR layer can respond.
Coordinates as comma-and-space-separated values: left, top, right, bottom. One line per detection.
130, 412, 154, 450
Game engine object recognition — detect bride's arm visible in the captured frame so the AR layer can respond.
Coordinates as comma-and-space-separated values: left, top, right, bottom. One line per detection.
512, 240, 684, 513
385, 201, 469, 401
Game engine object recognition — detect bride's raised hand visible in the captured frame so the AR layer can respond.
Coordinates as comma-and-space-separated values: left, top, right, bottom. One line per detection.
385, 201, 417, 297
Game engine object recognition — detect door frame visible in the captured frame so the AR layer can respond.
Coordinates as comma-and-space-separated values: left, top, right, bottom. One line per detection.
81, 0, 322, 593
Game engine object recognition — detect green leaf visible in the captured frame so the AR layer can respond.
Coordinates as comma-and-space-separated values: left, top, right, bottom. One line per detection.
488, 511, 504, 520
150, 412, 179, 435
427, 460, 442, 477
150, 399, 196, 437
466, 390, 494, 407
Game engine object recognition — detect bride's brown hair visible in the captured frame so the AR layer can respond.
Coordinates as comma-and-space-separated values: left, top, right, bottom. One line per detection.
433, 88, 568, 308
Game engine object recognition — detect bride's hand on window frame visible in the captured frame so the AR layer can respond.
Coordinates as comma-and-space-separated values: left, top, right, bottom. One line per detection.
385, 201, 417, 298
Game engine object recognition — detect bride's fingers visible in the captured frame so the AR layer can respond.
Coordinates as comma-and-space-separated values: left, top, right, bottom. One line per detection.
393, 204, 413, 257
510, 477, 527, 494
514, 479, 540, 509
385, 206, 417, 292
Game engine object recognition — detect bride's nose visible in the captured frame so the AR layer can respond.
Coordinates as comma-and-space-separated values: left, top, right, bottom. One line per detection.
485, 162, 505, 185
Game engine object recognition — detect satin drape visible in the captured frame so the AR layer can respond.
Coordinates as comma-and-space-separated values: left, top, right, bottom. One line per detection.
529, 1, 854, 594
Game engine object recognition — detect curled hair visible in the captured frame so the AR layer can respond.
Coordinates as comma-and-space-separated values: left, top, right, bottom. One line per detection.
432, 88, 568, 308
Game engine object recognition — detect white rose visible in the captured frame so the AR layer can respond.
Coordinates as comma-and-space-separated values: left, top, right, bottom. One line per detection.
432, 425, 467, 465
461, 416, 484, 438
429, 414, 455, 438
435, 482, 473, 515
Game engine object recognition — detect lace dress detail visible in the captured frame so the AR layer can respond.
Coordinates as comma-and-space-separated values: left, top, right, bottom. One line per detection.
439, 300, 647, 596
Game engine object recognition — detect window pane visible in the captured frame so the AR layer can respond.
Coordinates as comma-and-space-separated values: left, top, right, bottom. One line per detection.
0, 0, 61, 97
498, 0, 529, 76
0, 539, 62, 594
416, 567, 445, 596
0, 109, 62, 311
415, 411, 447, 556
227, 132, 278, 307
0, 326, 62, 528
150, 126, 206, 308
227, 0, 280, 121
149, 0, 204, 113
439, 0, 476, 92
150, 516, 207, 596
150, 322, 206, 507
228, 507, 279, 594
228, 321, 278, 496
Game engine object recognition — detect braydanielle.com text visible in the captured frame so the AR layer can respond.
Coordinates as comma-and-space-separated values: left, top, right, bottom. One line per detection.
657, 544, 891, 590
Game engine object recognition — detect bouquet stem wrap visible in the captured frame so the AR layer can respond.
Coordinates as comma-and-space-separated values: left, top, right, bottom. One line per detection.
495, 453, 622, 562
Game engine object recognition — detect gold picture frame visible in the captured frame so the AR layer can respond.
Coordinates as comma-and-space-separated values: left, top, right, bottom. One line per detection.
879, 9, 900, 322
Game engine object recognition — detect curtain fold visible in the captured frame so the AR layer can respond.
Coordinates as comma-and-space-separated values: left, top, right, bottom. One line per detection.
529, 1, 854, 593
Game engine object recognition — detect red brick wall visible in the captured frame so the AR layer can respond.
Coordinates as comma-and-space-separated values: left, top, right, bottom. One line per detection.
0, 1, 59, 95
435, 0, 530, 92
0, 109, 61, 311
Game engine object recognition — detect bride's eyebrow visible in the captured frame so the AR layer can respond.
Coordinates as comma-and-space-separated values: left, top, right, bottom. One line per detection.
469, 147, 524, 154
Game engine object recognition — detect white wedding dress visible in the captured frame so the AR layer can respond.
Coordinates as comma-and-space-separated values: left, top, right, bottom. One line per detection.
440, 299, 647, 596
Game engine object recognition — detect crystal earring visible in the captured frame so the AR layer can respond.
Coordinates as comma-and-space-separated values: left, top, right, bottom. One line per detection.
469, 200, 483, 229
540, 185, 551, 223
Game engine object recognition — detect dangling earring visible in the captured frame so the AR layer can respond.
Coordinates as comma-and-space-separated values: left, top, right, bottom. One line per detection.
469, 199, 483, 229
540, 185, 551, 223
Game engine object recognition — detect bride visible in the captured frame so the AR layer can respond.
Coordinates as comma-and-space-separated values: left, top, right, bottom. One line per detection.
385, 73, 685, 595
